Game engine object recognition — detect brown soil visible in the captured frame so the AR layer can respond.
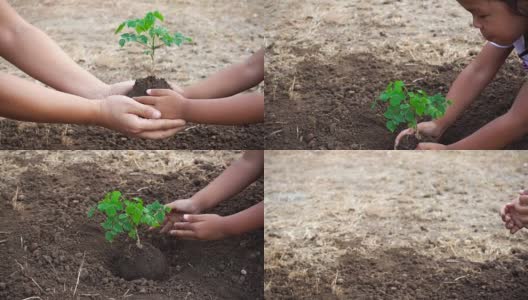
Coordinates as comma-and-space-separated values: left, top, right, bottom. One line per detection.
0, 122, 265, 150
265, 51, 528, 150
397, 133, 436, 150
268, 246, 528, 300
0, 151, 263, 300
127, 76, 172, 98
265, 151, 528, 299
112, 242, 168, 281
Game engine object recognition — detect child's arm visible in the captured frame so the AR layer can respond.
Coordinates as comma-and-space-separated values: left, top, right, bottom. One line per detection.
444, 81, 528, 149
168, 202, 264, 240
183, 151, 263, 212
0, 73, 186, 139
0, 1, 130, 99
395, 43, 512, 146
181, 48, 264, 99
135, 89, 264, 125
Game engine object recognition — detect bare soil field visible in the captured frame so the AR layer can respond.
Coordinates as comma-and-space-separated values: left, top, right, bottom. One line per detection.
265, 151, 528, 299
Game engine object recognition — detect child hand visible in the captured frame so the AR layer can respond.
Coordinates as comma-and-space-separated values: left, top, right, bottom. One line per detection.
134, 89, 188, 120
158, 198, 201, 233
169, 214, 229, 240
416, 143, 449, 150
97, 95, 186, 139
395, 121, 445, 149
500, 190, 528, 234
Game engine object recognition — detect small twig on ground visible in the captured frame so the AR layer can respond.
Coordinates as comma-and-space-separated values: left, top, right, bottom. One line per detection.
184, 125, 199, 131
11, 186, 19, 210
72, 252, 86, 297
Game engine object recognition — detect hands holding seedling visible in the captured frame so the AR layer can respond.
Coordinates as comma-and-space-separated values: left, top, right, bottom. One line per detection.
395, 121, 446, 148
157, 198, 229, 240
96, 95, 186, 139
373, 81, 452, 149
501, 189, 528, 234
135, 89, 188, 120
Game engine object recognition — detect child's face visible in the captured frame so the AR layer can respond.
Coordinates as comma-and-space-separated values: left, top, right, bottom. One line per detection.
458, 0, 528, 45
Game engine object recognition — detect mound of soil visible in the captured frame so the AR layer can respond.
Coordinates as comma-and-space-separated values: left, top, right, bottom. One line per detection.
127, 76, 172, 98
265, 48, 528, 149
0, 154, 263, 299
112, 242, 168, 281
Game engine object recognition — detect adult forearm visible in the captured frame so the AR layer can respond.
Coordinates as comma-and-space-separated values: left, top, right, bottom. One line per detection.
182, 93, 264, 125
223, 202, 264, 236
0, 23, 107, 98
0, 73, 100, 124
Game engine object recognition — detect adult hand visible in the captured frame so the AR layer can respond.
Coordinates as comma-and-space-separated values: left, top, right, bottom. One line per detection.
97, 95, 186, 139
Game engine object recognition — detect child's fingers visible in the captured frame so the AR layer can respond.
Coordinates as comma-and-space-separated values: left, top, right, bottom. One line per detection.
169, 230, 196, 239
513, 201, 528, 214
394, 128, 415, 149
147, 89, 175, 97
134, 96, 158, 105
500, 206, 509, 221
172, 222, 193, 230
519, 195, 528, 205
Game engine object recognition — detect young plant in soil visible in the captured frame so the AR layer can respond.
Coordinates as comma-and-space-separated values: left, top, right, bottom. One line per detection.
88, 191, 171, 280
372, 80, 452, 150
88, 190, 169, 248
115, 11, 192, 97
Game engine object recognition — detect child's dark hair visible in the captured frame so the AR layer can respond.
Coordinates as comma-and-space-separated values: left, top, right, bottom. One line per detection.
501, 0, 528, 16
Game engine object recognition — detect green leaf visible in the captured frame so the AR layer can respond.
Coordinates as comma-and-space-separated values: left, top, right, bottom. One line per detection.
153, 11, 164, 21
126, 202, 143, 225
128, 228, 138, 239
138, 35, 148, 45
110, 191, 121, 202
105, 231, 115, 242
115, 22, 126, 34
87, 206, 96, 218
386, 121, 397, 133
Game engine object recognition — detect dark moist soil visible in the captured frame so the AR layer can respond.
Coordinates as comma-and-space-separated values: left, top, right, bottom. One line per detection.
396, 133, 436, 150
265, 47, 528, 149
0, 121, 265, 150
0, 74, 264, 150
127, 76, 172, 98
265, 245, 528, 300
112, 242, 169, 281
0, 154, 263, 300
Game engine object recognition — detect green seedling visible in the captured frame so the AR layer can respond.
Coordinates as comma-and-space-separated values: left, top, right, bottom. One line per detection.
88, 191, 170, 249
372, 80, 452, 135
115, 10, 192, 73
